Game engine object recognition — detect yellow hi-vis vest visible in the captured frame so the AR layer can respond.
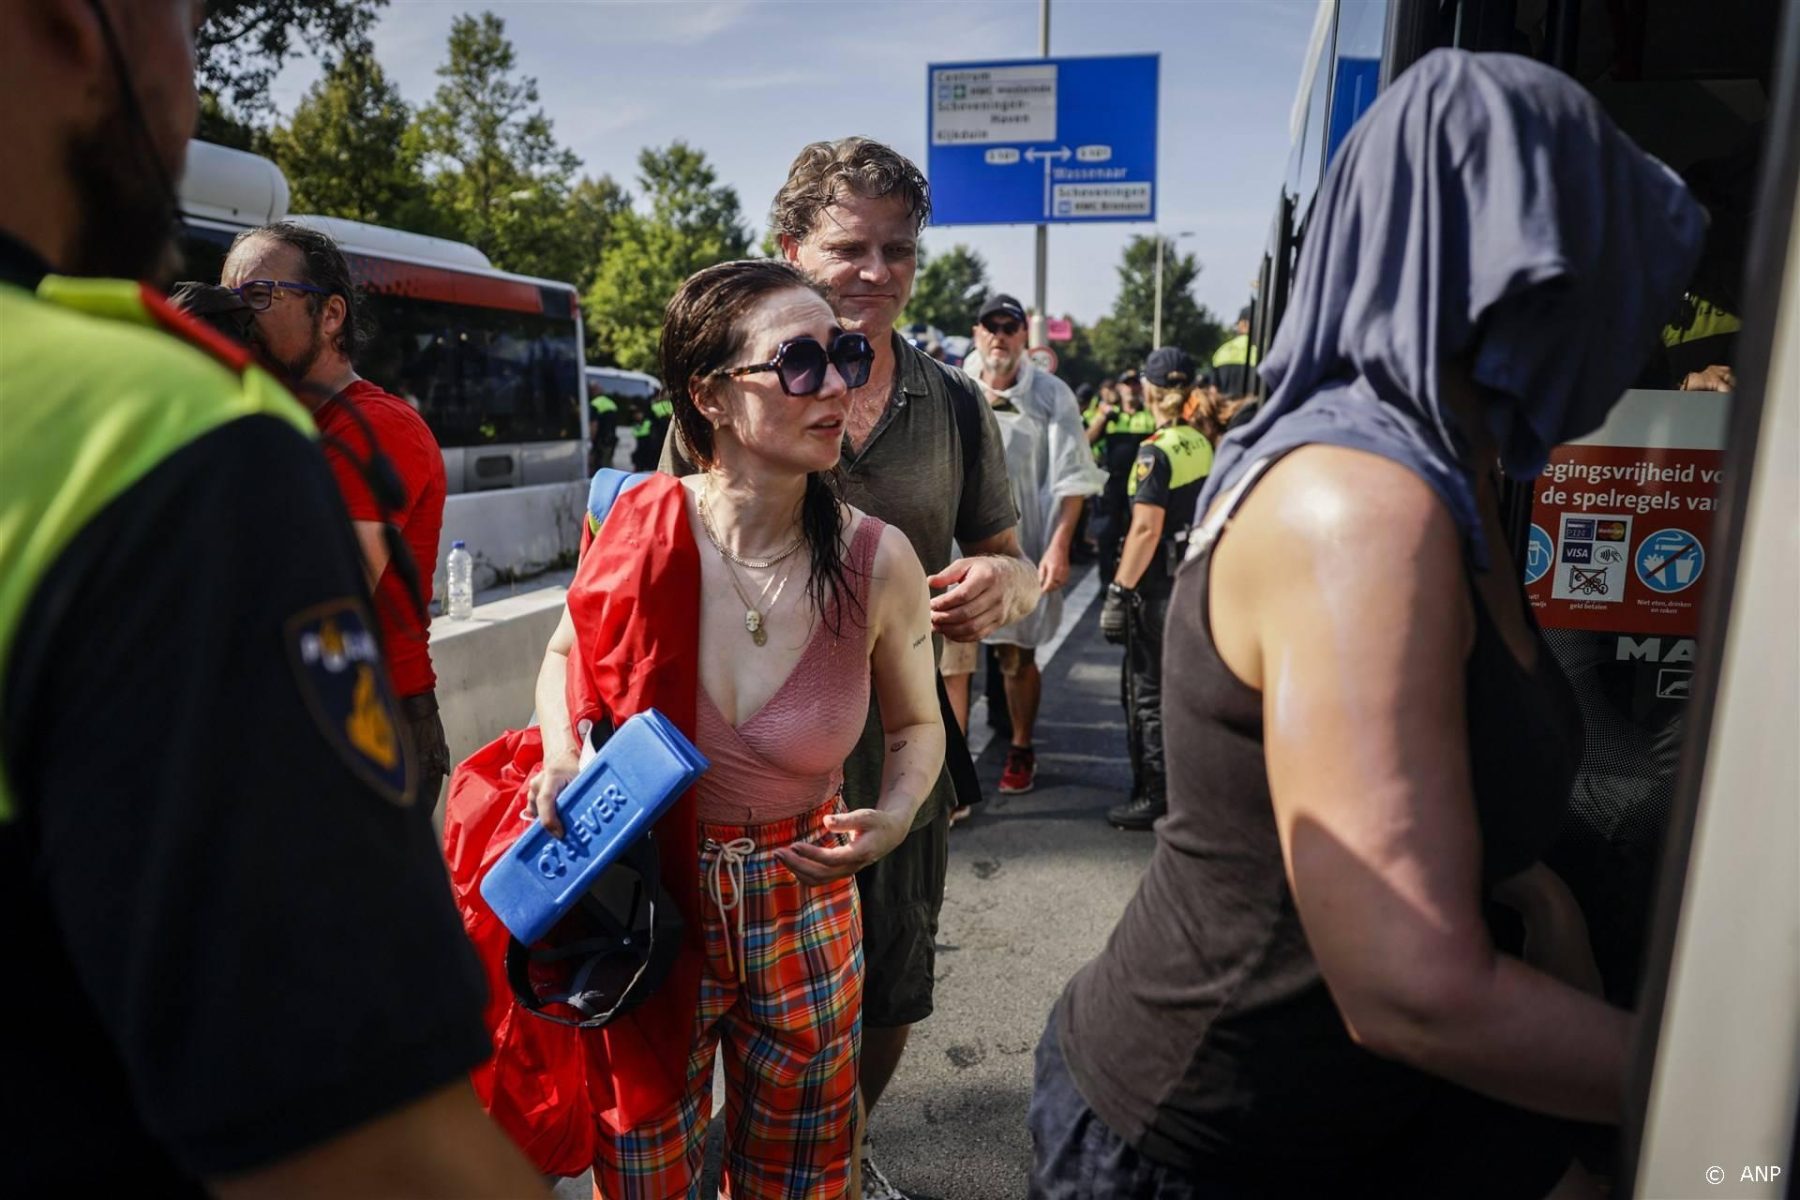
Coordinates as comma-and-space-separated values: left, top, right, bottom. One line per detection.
0, 275, 310, 821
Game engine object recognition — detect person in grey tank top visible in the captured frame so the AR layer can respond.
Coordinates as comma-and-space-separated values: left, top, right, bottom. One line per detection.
1033, 49, 1705, 1199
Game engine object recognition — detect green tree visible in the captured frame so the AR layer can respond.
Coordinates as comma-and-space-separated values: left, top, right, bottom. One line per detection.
415, 12, 581, 277
560, 174, 632, 295
196, 0, 384, 146
1089, 235, 1228, 373
269, 49, 438, 232
585, 143, 752, 371
903, 244, 991, 335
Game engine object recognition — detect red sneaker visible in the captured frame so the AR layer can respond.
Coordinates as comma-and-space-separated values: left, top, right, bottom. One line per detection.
998, 746, 1036, 794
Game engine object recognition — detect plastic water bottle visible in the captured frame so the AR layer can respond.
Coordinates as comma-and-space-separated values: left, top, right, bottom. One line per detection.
446, 541, 474, 620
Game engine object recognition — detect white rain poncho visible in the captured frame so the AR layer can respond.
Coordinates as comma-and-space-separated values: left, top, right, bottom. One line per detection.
962, 356, 1106, 648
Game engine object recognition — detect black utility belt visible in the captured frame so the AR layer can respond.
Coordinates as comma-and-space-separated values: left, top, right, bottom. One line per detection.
1155, 527, 1192, 578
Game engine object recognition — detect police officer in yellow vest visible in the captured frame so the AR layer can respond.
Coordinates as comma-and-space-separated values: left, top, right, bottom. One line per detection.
1084, 371, 1159, 583
1211, 305, 1261, 399
1097, 348, 1214, 830
589, 390, 620, 472
629, 391, 676, 470
0, 2, 541, 1193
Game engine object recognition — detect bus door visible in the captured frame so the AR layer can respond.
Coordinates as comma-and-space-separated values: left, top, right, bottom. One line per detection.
1418, 0, 1796, 1188
1432, 0, 1782, 1017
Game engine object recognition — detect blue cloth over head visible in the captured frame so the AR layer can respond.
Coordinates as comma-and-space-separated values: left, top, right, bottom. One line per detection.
1199, 49, 1706, 566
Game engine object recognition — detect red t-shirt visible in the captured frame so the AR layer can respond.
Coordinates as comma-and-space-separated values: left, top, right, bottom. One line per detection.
314, 380, 446, 697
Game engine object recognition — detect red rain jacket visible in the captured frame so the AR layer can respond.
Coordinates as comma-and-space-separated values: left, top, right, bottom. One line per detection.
443, 474, 702, 1174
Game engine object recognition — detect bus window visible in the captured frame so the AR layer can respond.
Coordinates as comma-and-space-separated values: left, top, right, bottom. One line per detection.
1287, 4, 1339, 223
1326, 0, 1389, 162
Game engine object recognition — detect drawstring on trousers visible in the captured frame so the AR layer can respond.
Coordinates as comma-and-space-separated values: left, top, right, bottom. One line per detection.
704, 836, 756, 983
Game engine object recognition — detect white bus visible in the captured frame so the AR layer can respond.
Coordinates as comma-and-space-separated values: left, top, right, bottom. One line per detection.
176, 140, 590, 585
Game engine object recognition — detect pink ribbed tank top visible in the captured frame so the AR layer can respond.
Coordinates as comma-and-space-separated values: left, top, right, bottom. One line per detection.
694, 516, 884, 825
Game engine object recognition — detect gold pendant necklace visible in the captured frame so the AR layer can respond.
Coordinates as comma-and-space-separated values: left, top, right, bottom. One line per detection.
697, 481, 800, 646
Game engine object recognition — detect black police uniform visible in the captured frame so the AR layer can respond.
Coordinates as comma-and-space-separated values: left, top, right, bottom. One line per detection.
0, 233, 491, 1192
1114, 425, 1211, 824
1090, 407, 1156, 584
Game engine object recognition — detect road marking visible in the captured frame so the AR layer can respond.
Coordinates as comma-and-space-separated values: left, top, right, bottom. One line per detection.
967, 567, 1103, 760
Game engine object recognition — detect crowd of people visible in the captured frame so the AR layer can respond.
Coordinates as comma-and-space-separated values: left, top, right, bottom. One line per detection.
1, 4, 1723, 1198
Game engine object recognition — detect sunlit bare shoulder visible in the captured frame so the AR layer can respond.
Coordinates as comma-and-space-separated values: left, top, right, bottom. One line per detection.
1227, 444, 1463, 569
1209, 445, 1472, 689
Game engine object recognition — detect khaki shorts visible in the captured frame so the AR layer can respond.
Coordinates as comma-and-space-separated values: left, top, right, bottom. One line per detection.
939, 638, 978, 677
992, 643, 1037, 678
855, 798, 950, 1028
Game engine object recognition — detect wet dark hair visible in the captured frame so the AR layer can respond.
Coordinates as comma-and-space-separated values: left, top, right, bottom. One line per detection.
231, 221, 368, 360
661, 258, 861, 630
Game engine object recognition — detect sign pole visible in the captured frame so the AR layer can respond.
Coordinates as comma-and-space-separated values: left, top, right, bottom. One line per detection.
1031, 0, 1050, 349
1153, 234, 1165, 348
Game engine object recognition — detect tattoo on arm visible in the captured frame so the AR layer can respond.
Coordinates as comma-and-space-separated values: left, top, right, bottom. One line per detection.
911, 632, 928, 648
889, 740, 908, 753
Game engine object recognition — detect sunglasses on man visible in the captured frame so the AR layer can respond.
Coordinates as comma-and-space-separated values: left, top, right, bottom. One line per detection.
712, 332, 875, 396
228, 279, 333, 311
981, 317, 1023, 336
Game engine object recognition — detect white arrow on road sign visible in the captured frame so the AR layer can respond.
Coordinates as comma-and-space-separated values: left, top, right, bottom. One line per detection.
1024, 146, 1073, 217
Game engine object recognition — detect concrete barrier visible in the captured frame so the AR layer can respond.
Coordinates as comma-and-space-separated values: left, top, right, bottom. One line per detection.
431, 480, 587, 596
426, 584, 567, 817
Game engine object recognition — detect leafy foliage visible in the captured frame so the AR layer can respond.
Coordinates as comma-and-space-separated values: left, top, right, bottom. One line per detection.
414, 12, 582, 278
196, 0, 384, 143
269, 49, 439, 232
585, 143, 752, 372
560, 174, 633, 294
1088, 235, 1228, 373
903, 244, 992, 336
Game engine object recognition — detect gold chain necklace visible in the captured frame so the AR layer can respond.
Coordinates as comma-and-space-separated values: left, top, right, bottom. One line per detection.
697, 484, 800, 646
697, 486, 804, 570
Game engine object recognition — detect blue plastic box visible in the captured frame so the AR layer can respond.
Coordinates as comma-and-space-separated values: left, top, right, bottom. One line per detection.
481, 710, 709, 945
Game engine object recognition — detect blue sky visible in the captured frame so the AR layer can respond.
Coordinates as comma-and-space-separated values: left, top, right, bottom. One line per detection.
270, 0, 1318, 326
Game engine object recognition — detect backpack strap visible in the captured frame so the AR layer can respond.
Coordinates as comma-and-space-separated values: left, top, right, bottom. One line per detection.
586, 468, 656, 539
949, 373, 982, 487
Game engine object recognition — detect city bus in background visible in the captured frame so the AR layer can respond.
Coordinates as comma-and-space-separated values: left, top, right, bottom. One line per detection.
175, 140, 590, 589
1256, 3, 1797, 1193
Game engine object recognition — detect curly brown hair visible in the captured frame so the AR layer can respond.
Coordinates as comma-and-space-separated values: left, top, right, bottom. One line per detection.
769, 137, 931, 244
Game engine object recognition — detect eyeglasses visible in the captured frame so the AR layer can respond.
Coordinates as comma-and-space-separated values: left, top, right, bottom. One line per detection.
229, 279, 333, 312
981, 317, 1023, 336
712, 332, 874, 396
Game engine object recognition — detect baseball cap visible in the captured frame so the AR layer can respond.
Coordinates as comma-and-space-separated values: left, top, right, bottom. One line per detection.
977, 293, 1028, 326
1144, 347, 1196, 388
1116, 368, 1140, 384
1238, 304, 1254, 324
1075, 383, 1095, 402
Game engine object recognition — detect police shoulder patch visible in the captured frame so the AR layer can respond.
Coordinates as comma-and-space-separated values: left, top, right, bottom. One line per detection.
285, 598, 415, 806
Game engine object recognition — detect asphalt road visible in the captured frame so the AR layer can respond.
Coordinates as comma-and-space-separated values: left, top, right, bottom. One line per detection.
866, 564, 1153, 1200
556, 562, 1154, 1198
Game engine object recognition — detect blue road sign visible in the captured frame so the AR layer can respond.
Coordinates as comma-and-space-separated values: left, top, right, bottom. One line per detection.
1635, 528, 1706, 594
1524, 523, 1554, 585
927, 54, 1158, 226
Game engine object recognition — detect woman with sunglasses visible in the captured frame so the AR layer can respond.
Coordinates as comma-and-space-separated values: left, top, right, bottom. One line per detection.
527, 258, 944, 1199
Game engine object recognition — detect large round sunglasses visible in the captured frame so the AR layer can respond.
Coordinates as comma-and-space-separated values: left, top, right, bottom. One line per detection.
710, 332, 874, 396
